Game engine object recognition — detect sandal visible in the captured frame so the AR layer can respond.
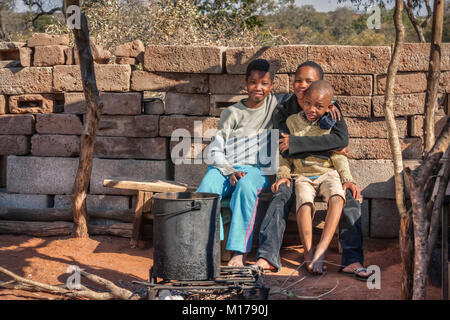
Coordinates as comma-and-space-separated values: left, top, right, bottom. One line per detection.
339, 267, 372, 281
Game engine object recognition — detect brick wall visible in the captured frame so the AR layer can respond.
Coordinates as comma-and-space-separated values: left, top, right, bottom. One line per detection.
0, 34, 449, 238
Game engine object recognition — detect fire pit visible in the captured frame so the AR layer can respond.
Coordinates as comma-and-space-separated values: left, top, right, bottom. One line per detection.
133, 265, 269, 300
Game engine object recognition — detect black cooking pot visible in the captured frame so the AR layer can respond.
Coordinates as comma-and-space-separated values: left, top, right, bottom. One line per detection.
152, 192, 221, 281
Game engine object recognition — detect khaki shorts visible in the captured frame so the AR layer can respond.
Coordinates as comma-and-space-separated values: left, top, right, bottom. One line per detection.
293, 170, 345, 212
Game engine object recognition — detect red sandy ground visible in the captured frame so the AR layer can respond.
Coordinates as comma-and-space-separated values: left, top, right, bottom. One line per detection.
0, 234, 441, 300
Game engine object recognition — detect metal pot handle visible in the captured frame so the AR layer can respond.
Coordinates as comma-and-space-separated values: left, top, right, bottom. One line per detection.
153, 201, 202, 218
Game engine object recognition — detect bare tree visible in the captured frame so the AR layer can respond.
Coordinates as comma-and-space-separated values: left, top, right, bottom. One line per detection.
23, 0, 63, 29
0, 0, 13, 40
407, 0, 448, 299
404, 0, 432, 42
64, 0, 104, 238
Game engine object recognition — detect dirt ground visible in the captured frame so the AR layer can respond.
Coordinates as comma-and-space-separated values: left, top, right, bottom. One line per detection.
0, 234, 441, 300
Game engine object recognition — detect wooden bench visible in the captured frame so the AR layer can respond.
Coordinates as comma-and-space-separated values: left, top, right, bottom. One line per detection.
219, 192, 356, 261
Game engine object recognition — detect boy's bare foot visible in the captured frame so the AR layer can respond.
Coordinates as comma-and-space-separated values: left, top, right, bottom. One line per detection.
307, 248, 328, 275
255, 258, 276, 271
227, 252, 246, 267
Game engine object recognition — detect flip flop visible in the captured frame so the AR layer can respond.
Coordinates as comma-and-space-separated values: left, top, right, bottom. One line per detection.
339, 267, 371, 281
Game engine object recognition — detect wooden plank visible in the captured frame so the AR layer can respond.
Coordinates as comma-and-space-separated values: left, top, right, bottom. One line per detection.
0, 220, 133, 238
0, 207, 134, 223
0, 221, 73, 236
103, 179, 189, 193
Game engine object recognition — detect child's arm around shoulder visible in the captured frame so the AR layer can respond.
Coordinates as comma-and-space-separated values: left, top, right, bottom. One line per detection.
288, 102, 349, 155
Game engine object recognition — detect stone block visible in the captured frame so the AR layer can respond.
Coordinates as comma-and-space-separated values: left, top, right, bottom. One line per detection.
165, 92, 209, 115
372, 93, 426, 117
64, 47, 73, 65
31, 134, 80, 157
399, 43, 450, 71
54, 194, 130, 210
0, 135, 29, 155
0, 115, 34, 134
26, 33, 70, 47
53, 64, 131, 92
94, 137, 167, 159
361, 199, 369, 237
0, 67, 52, 94
33, 45, 66, 66
19, 47, 32, 67
346, 117, 407, 138
35, 114, 83, 135
90, 158, 170, 195
170, 139, 210, 161
116, 57, 136, 65
409, 115, 448, 137
348, 159, 420, 199
0, 192, 52, 209
0, 156, 5, 187
225, 45, 308, 74
334, 96, 371, 117
308, 45, 391, 73
97, 115, 158, 137
209, 94, 247, 116
0, 95, 5, 114
439, 71, 450, 92
159, 116, 219, 138
8, 94, 55, 114
324, 74, 373, 96
131, 71, 209, 93
376, 73, 427, 94
370, 199, 400, 238
174, 163, 209, 187
0, 42, 25, 51
64, 92, 141, 115
0, 60, 20, 68
209, 74, 288, 94
114, 40, 145, 58
6, 155, 78, 194
348, 138, 422, 160
144, 45, 223, 73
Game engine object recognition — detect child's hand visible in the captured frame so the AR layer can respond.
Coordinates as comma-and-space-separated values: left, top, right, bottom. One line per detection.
228, 171, 246, 186
271, 178, 291, 193
329, 104, 342, 121
343, 182, 361, 200
334, 146, 349, 157
279, 133, 290, 152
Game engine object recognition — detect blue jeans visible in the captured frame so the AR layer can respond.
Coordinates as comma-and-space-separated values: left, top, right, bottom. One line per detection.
257, 184, 363, 271
196, 165, 270, 253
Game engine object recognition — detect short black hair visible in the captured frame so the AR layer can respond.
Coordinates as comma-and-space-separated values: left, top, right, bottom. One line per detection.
245, 59, 273, 81
296, 61, 324, 80
305, 80, 334, 100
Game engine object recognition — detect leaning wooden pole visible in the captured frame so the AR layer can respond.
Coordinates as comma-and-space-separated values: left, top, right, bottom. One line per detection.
382, 0, 413, 300
66, 0, 104, 238
424, 0, 445, 153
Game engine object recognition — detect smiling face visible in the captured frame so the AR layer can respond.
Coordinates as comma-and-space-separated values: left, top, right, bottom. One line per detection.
245, 70, 273, 108
302, 88, 333, 122
294, 66, 321, 103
